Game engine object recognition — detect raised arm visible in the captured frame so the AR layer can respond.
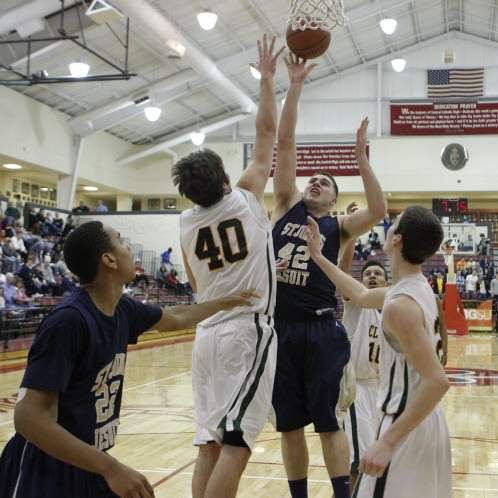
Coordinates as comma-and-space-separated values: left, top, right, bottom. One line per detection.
271, 55, 317, 223
337, 202, 359, 275
237, 35, 284, 203
340, 118, 387, 243
306, 216, 386, 309
360, 297, 450, 477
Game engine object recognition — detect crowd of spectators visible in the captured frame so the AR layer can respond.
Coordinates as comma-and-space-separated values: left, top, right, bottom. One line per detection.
0, 206, 78, 310
426, 257, 495, 301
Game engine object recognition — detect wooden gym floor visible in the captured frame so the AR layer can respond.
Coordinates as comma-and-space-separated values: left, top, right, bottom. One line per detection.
1, 333, 497, 497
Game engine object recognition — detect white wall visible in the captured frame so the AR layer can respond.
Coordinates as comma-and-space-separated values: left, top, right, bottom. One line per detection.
75, 212, 182, 264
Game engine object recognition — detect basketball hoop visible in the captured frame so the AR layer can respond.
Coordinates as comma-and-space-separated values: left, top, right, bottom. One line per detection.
288, 0, 348, 31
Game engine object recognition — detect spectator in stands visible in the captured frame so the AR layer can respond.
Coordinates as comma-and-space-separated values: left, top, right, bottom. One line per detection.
456, 258, 467, 272
62, 215, 75, 238
156, 263, 170, 289
132, 259, 149, 288
354, 239, 363, 260
477, 233, 490, 256
161, 247, 173, 269
95, 200, 109, 213
53, 213, 64, 232
17, 257, 37, 296
3, 273, 17, 306
456, 271, 465, 296
14, 279, 31, 305
0, 287, 5, 310
164, 269, 190, 295
368, 229, 381, 250
465, 270, 478, 300
5, 201, 21, 222
383, 215, 392, 238
72, 201, 90, 214
479, 276, 488, 300
436, 271, 446, 299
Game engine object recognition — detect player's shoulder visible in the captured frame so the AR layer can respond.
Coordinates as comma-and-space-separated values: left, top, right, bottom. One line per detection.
383, 295, 424, 329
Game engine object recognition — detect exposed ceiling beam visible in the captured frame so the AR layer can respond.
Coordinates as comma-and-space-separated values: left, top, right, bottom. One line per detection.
117, 111, 251, 166
69, 69, 199, 135
459, 0, 464, 32
489, 0, 497, 41
409, 1, 422, 43
0, 0, 80, 36
111, 0, 257, 114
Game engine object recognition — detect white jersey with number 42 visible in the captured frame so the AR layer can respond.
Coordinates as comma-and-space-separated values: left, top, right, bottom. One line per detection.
180, 188, 276, 327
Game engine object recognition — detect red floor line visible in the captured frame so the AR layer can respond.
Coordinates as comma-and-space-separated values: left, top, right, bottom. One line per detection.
0, 336, 195, 374
151, 459, 196, 489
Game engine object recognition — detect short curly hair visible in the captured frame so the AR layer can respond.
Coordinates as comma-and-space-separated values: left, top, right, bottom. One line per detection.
64, 221, 113, 284
172, 149, 229, 207
395, 206, 444, 264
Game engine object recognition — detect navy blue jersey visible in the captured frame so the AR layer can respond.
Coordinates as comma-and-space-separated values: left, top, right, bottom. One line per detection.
273, 200, 341, 320
19, 288, 162, 451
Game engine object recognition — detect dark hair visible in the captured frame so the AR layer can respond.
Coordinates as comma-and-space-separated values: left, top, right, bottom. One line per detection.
172, 149, 229, 207
361, 260, 388, 280
64, 221, 113, 284
395, 206, 444, 264
312, 171, 339, 197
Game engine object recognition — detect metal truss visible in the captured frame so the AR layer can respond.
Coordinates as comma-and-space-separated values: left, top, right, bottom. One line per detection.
0, 0, 136, 86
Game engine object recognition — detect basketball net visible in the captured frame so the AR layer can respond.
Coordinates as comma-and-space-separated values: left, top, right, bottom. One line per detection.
288, 0, 348, 31
442, 245, 456, 284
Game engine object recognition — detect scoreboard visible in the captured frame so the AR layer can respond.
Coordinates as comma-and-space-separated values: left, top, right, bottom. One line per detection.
432, 198, 468, 216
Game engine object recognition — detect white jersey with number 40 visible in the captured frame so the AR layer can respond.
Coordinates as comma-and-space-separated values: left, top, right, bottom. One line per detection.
180, 188, 276, 327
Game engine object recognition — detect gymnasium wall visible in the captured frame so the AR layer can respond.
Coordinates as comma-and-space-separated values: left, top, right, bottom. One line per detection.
1, 33, 498, 201
75, 212, 182, 265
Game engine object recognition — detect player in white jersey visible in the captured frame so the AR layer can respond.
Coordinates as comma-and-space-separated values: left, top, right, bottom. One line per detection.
339, 224, 387, 489
172, 35, 284, 498
305, 206, 452, 498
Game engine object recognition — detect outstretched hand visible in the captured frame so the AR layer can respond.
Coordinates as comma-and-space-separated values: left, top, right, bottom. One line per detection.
218, 289, 261, 310
250, 34, 285, 79
346, 201, 359, 215
355, 117, 369, 161
284, 52, 318, 83
305, 216, 324, 261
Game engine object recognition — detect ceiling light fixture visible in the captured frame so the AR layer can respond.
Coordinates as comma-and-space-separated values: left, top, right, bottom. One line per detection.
250, 66, 261, 80
191, 131, 206, 146
197, 9, 218, 31
40, 187, 49, 192
166, 39, 186, 57
3, 163, 22, 170
391, 58, 407, 72
83, 186, 99, 192
380, 18, 398, 35
144, 106, 162, 122
69, 62, 90, 78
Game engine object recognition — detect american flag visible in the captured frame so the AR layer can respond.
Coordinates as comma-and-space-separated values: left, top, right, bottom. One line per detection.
427, 68, 484, 98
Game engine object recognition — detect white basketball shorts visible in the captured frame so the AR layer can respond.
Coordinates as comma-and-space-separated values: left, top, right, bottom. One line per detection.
192, 313, 277, 450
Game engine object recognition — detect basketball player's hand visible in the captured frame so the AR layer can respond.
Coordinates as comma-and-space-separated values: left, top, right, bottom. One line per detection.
218, 290, 261, 310
305, 216, 324, 260
276, 258, 289, 282
284, 52, 318, 83
250, 34, 285, 79
359, 439, 394, 477
103, 460, 155, 498
355, 117, 369, 162
346, 201, 359, 215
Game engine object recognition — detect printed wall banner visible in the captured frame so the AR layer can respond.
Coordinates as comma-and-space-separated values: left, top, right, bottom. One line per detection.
391, 101, 498, 135
244, 143, 367, 176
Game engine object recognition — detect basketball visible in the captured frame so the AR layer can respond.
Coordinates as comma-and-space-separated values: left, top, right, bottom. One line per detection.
286, 25, 331, 59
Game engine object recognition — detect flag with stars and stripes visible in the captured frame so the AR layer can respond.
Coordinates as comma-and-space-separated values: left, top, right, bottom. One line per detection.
427, 68, 484, 98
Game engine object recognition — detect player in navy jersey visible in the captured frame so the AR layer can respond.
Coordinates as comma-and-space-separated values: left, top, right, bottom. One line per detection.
271, 54, 387, 498
0, 221, 257, 498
